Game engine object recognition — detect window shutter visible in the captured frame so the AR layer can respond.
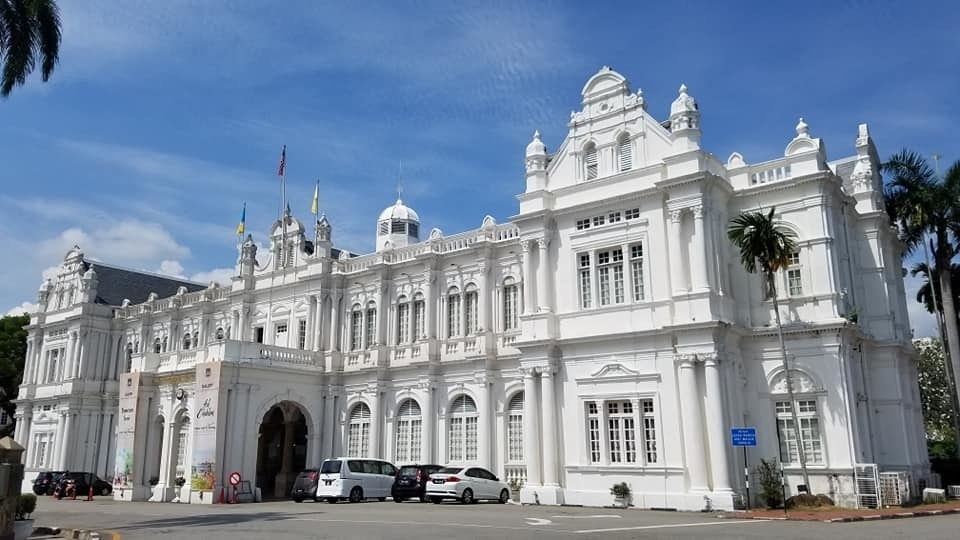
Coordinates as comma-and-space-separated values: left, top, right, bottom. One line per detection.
618, 135, 632, 171
585, 146, 598, 179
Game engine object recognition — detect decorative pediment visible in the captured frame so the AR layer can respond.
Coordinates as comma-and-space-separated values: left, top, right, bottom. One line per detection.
590, 363, 639, 378
769, 369, 822, 394
576, 362, 661, 385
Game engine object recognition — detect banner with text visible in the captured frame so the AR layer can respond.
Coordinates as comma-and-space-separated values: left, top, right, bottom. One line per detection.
114, 371, 141, 488
191, 362, 221, 491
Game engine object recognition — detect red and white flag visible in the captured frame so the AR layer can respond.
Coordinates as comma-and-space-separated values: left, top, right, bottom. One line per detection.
277, 145, 286, 177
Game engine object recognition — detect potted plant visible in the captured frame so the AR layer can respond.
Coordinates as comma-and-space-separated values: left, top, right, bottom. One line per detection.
175, 477, 186, 488
508, 478, 522, 501
610, 482, 631, 508
14, 493, 37, 540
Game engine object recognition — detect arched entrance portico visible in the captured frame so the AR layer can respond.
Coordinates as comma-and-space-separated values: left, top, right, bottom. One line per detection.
256, 401, 308, 499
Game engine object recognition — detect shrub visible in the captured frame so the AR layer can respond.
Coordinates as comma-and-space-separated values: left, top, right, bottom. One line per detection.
17, 493, 37, 520
755, 458, 783, 509
815, 494, 835, 507
175, 477, 186, 487
785, 493, 835, 509
610, 482, 631, 498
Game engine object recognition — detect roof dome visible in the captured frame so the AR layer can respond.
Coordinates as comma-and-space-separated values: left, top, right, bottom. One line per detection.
525, 130, 546, 156
378, 198, 420, 223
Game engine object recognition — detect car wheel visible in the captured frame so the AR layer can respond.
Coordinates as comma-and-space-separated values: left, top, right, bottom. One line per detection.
378, 497, 387, 502
101, 486, 111, 497
293, 497, 303, 503
498, 489, 509, 504
393, 496, 403, 503
431, 497, 442, 504
349, 487, 363, 503
461, 488, 473, 505
326, 497, 338, 504
419, 494, 427, 503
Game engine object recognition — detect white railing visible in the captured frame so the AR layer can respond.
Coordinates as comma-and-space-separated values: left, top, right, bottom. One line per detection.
499, 332, 520, 348
503, 464, 527, 489
750, 164, 792, 185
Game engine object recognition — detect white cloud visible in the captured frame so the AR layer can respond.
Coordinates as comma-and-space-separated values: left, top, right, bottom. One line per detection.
904, 274, 938, 338
5, 301, 38, 317
157, 260, 185, 278
37, 220, 190, 270
190, 268, 236, 287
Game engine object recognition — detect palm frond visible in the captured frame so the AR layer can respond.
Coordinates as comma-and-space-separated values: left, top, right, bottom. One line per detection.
30, 0, 60, 81
727, 206, 797, 280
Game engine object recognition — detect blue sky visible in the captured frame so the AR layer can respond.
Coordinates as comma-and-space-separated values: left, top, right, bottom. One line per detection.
1, 0, 956, 337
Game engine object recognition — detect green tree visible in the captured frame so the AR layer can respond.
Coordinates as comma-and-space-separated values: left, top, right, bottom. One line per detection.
0, 314, 28, 428
0, 0, 61, 97
728, 207, 810, 491
884, 150, 960, 454
915, 339, 958, 458
911, 259, 960, 327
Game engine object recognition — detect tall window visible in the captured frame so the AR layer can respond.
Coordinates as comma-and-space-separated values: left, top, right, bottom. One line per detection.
44, 349, 60, 383
618, 134, 632, 171
347, 403, 371, 457
412, 293, 425, 341
396, 297, 410, 345
297, 319, 307, 349
447, 287, 461, 338
776, 400, 823, 464
584, 143, 598, 180
578, 254, 592, 308
365, 302, 377, 348
31, 432, 54, 468
175, 417, 190, 477
350, 306, 363, 351
585, 399, 658, 465
447, 395, 478, 462
464, 284, 478, 335
631, 244, 645, 301
597, 249, 624, 306
503, 278, 519, 331
395, 399, 422, 463
183, 333, 191, 350
506, 392, 524, 463
787, 251, 803, 296
275, 323, 288, 346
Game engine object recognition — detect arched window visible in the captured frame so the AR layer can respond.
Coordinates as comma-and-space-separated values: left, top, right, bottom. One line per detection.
464, 284, 478, 335
618, 133, 632, 172
183, 333, 191, 350
153, 337, 162, 354
347, 403, 371, 457
502, 277, 519, 331
395, 399, 422, 463
447, 395, 478, 463
506, 392, 524, 463
584, 143, 598, 180
175, 416, 191, 478
447, 287, 461, 338
412, 292, 425, 342
365, 301, 377, 348
396, 295, 410, 345
162, 336, 168, 353
350, 304, 363, 351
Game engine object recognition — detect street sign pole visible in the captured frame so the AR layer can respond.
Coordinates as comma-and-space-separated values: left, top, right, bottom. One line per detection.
743, 446, 750, 510
730, 427, 757, 511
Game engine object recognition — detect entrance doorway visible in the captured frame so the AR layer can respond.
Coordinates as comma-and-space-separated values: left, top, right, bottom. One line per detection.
255, 401, 308, 499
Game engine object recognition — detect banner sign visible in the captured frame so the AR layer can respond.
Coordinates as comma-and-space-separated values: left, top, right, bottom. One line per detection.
113, 372, 141, 488
191, 362, 221, 491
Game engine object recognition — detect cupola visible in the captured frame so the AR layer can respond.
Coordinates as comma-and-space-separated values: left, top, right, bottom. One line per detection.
376, 198, 421, 251
525, 130, 548, 192
669, 84, 701, 151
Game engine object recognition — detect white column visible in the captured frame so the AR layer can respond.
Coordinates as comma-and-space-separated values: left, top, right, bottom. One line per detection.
477, 376, 491, 469
22, 340, 33, 386
369, 385, 382, 458
668, 209, 686, 293
479, 262, 491, 332
53, 412, 65, 467
521, 241, 534, 315
65, 332, 78, 381
329, 291, 342, 351
322, 393, 337, 459
677, 355, 709, 491
59, 413, 74, 470
158, 422, 176, 485
422, 383, 435, 463
541, 368, 559, 486
424, 270, 436, 339
703, 354, 732, 492
313, 295, 324, 351
536, 238, 551, 312
691, 205, 710, 291
522, 369, 541, 485
237, 306, 248, 341
378, 283, 390, 346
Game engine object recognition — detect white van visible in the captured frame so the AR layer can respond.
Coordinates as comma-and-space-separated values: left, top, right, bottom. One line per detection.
314, 458, 398, 503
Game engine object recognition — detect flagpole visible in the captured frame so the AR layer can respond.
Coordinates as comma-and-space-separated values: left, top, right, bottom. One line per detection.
279, 145, 287, 268
313, 179, 320, 250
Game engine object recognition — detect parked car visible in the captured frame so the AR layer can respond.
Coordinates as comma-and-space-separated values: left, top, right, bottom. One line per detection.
291, 469, 319, 502
56, 472, 112, 497
426, 466, 510, 504
315, 458, 398, 503
32, 471, 65, 496
391, 464, 443, 502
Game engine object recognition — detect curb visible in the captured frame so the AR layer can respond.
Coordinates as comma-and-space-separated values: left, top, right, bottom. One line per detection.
822, 508, 960, 523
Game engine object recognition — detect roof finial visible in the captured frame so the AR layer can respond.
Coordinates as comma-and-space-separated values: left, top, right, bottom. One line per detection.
397, 160, 404, 203
796, 117, 809, 137
679, 83, 688, 95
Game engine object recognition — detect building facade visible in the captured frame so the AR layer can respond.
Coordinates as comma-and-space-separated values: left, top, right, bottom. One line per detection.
15, 67, 928, 510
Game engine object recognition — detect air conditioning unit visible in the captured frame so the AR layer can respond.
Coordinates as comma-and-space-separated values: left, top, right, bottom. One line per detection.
879, 471, 912, 506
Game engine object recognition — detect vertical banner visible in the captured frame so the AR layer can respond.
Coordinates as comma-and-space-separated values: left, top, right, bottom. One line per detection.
114, 372, 141, 489
191, 362, 221, 491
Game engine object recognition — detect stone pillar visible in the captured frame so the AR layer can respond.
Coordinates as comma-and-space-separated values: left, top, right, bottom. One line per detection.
668, 209, 685, 293
238, 306, 248, 341
424, 270, 436, 339
540, 369, 559, 487
521, 241, 534, 315
313, 295, 324, 351
536, 238, 551, 312
677, 355, 709, 491
306, 295, 317, 350
703, 354, 732, 492
522, 369, 541, 485
479, 262, 491, 332
153, 421, 176, 501
59, 412, 74, 470
690, 205, 710, 291
422, 383, 435, 463
308, 433, 322, 468
369, 386, 382, 458
477, 375, 491, 469
322, 393, 336, 460
65, 332, 78, 381
329, 290, 342, 352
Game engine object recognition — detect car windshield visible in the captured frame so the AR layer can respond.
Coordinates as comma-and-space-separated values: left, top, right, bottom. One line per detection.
320, 460, 341, 474
437, 467, 461, 475
398, 466, 420, 476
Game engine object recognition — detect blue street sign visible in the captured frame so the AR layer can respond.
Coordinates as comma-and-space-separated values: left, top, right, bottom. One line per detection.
731, 427, 757, 446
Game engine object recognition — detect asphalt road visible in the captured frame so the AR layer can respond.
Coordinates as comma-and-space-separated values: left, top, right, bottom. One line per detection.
31, 497, 960, 540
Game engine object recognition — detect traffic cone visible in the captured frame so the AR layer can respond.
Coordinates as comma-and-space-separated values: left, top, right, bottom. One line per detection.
218, 487, 225, 504
87, 486, 94, 501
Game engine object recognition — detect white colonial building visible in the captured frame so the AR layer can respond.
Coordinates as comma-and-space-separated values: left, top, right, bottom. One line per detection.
15, 67, 929, 510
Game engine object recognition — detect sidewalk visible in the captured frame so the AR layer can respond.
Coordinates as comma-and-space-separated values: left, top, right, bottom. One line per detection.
726, 501, 960, 523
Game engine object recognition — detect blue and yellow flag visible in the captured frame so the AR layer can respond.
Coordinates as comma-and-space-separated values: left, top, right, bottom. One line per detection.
236, 203, 246, 235
311, 182, 319, 215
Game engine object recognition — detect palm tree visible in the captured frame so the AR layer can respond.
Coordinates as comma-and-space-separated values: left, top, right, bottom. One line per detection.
728, 207, 811, 492
0, 0, 61, 98
884, 150, 960, 454
911, 259, 960, 324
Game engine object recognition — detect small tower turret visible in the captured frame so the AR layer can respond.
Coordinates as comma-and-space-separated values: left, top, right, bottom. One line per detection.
525, 130, 548, 192
315, 214, 332, 258
376, 198, 420, 251
669, 84, 701, 151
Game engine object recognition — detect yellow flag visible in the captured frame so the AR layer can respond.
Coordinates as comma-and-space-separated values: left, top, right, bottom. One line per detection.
311, 183, 319, 215
236, 203, 246, 235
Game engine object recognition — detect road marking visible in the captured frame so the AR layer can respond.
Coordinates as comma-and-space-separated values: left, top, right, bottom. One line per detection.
291, 517, 564, 534
575, 519, 767, 534
525, 517, 553, 526
551, 514, 622, 519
